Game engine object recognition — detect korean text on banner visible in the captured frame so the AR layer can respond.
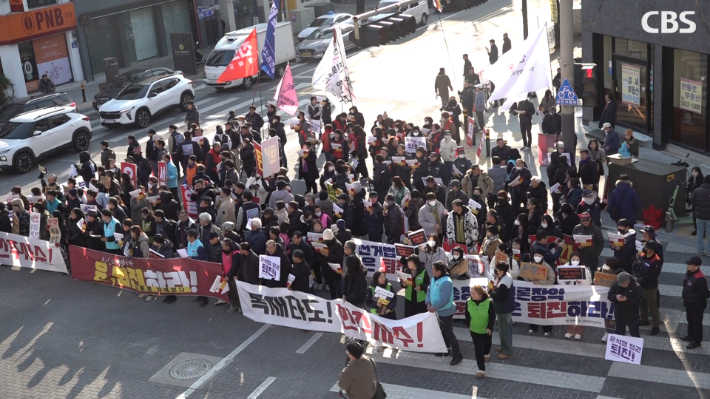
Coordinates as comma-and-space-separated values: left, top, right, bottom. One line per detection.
605, 334, 643, 365
680, 77, 703, 114
259, 255, 281, 281
236, 281, 446, 352
405, 136, 426, 154
311, 27, 355, 103
69, 246, 228, 300
621, 63, 641, 106
260, 0, 279, 78
218, 28, 258, 83
180, 184, 198, 218
29, 212, 41, 239
157, 161, 167, 186
0, 231, 67, 273
260, 137, 281, 177
254, 141, 264, 176
274, 63, 298, 116
120, 162, 137, 189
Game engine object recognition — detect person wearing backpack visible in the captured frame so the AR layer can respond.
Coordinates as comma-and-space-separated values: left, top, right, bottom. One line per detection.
607, 174, 641, 224
100, 141, 116, 169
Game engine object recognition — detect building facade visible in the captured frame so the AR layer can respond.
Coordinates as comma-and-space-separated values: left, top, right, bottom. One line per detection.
581, 0, 710, 153
0, 0, 83, 99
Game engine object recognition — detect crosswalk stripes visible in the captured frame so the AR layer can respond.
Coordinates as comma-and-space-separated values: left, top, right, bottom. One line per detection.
609, 363, 710, 390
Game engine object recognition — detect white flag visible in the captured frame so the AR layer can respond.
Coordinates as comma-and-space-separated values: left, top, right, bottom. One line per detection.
311, 27, 356, 103
478, 27, 552, 110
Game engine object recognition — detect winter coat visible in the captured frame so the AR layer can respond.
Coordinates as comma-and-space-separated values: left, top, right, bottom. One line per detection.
158, 192, 180, 221
129, 197, 151, 225
418, 201, 446, 237
343, 268, 368, 306
215, 196, 236, 227
239, 250, 261, 284
572, 222, 604, 270
363, 202, 385, 240
337, 357, 377, 399
462, 171, 494, 199
692, 183, 710, 220
384, 203, 402, 242
607, 181, 641, 224
263, 246, 291, 288
419, 247, 448, 278
445, 189, 469, 212
608, 280, 640, 324
372, 162, 393, 200
527, 182, 548, 211
130, 233, 151, 258
439, 138, 457, 163
290, 260, 311, 293
487, 166, 508, 194
446, 207, 479, 248
404, 197, 424, 231
269, 189, 294, 210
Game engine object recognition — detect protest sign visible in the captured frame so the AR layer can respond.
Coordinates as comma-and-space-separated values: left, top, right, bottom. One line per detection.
519, 262, 548, 281
29, 212, 41, 239
180, 185, 198, 218
149, 249, 165, 259
352, 238, 398, 280
593, 272, 618, 288
48, 217, 61, 245
157, 161, 167, 186
236, 281, 446, 352
374, 286, 394, 306
607, 232, 626, 247
405, 136, 426, 153
70, 246, 228, 300
407, 229, 427, 246
605, 334, 643, 365
394, 243, 415, 258
261, 137, 281, 177
332, 203, 344, 218
259, 255, 281, 281
307, 232, 324, 243
557, 266, 586, 281
0, 231, 67, 273
328, 262, 342, 274
573, 234, 593, 248
396, 270, 412, 284
80, 204, 97, 215
120, 162, 137, 188
254, 141, 264, 176
286, 274, 295, 288
635, 240, 644, 254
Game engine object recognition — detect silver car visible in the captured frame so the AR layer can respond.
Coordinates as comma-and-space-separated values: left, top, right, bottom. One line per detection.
297, 26, 356, 60
297, 13, 354, 42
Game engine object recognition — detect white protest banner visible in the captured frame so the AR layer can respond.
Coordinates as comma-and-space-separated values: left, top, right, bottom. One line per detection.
311, 119, 321, 134
405, 136, 426, 154
328, 262, 342, 273
259, 255, 281, 281
352, 238, 398, 280
113, 232, 124, 242
237, 281, 446, 352
607, 232, 625, 247
573, 234, 593, 248
605, 334, 643, 365
311, 27, 355, 103
478, 26, 553, 110
286, 273, 295, 288
0, 231, 68, 273
80, 204, 97, 215
29, 212, 41, 239
261, 137, 281, 177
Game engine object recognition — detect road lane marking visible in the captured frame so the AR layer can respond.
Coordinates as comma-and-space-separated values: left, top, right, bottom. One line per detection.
296, 333, 323, 354
246, 376, 276, 399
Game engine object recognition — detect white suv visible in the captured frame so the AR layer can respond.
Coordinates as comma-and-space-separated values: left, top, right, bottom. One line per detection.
99, 74, 195, 128
0, 106, 92, 173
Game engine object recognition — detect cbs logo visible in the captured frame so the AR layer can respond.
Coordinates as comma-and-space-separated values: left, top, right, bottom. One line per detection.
642, 11, 696, 33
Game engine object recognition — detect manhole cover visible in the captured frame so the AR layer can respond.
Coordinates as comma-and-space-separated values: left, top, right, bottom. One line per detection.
169, 359, 213, 380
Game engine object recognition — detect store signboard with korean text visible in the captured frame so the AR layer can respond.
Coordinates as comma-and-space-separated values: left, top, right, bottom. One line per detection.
0, 3, 77, 45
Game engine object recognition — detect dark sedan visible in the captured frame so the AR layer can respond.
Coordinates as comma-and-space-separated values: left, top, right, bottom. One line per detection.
93, 67, 179, 109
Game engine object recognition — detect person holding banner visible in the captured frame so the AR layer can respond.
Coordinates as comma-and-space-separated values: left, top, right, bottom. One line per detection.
321, 229, 344, 299
525, 248, 556, 336
447, 247, 470, 280
426, 261, 463, 365
263, 240, 290, 288
365, 271, 397, 320
561, 253, 593, 340
465, 285, 495, 379
402, 255, 430, 317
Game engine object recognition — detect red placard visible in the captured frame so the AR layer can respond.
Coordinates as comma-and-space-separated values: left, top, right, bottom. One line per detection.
120, 162, 137, 189
157, 161, 167, 187
217, 28, 258, 83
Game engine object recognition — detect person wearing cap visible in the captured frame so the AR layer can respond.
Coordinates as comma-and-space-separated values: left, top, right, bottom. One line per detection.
572, 211, 604, 274
598, 93, 617, 129
632, 241, 663, 335
692, 174, 710, 255
611, 219, 637, 273
444, 179, 469, 211
423, 176, 446, 205
578, 149, 599, 190
681, 256, 710, 349
435, 68, 453, 109
246, 104, 264, 132
637, 225, 663, 261
452, 147, 472, 179
337, 342, 378, 399
99, 140, 116, 169
440, 128, 458, 176
607, 271, 641, 337
412, 146, 430, 193
607, 174, 641, 224
335, 218, 352, 244
428, 152, 448, 186
602, 122, 620, 155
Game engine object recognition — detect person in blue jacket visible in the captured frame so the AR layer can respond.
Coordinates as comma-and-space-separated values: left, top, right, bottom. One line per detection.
186, 229, 207, 260
602, 123, 620, 155
607, 174, 641, 224
426, 261, 463, 365
163, 154, 179, 200
100, 209, 121, 254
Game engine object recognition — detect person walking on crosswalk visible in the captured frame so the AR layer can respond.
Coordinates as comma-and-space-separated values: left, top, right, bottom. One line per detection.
426, 262, 463, 365
466, 285, 495, 378
681, 256, 710, 349
489, 262, 514, 359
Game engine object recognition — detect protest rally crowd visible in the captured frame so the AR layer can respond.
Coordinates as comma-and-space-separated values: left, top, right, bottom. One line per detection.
5, 34, 710, 398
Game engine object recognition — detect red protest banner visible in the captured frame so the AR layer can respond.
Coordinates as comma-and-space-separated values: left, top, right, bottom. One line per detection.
157, 161, 167, 187
254, 141, 263, 176
69, 246, 228, 300
180, 184, 198, 218
121, 162, 137, 189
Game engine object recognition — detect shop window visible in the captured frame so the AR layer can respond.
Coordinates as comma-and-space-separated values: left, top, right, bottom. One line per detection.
27, 0, 57, 10
18, 41, 39, 93
672, 49, 708, 152
86, 17, 118, 77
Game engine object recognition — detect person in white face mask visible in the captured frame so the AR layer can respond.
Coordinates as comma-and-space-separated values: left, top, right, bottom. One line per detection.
447, 246, 470, 279
575, 189, 603, 227
524, 248, 556, 336
418, 234, 448, 278
561, 252, 593, 340
418, 192, 447, 238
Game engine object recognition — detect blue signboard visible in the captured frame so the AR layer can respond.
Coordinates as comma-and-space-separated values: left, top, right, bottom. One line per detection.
556, 78, 578, 106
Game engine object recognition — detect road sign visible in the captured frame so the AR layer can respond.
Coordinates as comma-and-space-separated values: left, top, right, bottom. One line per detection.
198, 8, 214, 19
556, 78, 578, 106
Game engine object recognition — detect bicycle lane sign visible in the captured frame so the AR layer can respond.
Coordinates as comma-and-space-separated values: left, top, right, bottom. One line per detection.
556, 78, 578, 106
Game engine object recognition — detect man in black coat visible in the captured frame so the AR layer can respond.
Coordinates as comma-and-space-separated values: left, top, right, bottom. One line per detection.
290, 231, 315, 269
320, 229, 344, 299
607, 272, 641, 337
371, 155, 393, 201
263, 240, 291, 288
423, 177, 447, 205
598, 94, 617, 128
514, 96, 536, 150
693, 175, 710, 254
502, 33, 511, 53
462, 54, 473, 77
184, 102, 200, 127
459, 80, 475, 118
363, 192, 385, 242
334, 194, 355, 229
526, 177, 548, 212
490, 138, 511, 161
238, 242, 261, 285
682, 256, 710, 349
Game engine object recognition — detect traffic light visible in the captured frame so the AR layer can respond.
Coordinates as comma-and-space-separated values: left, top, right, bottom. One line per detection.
573, 60, 583, 99
581, 66, 598, 107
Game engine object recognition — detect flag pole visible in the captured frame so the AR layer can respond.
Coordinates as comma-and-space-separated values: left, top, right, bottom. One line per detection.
436, 10, 458, 90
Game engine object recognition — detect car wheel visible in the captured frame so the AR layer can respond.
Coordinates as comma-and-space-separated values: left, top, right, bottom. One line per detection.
73, 130, 91, 152
242, 77, 254, 90
14, 152, 33, 174
275, 64, 286, 78
180, 92, 194, 111
421, 13, 428, 25
134, 109, 150, 128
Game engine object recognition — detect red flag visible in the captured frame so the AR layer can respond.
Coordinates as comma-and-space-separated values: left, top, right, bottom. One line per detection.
476, 128, 486, 157
217, 28, 259, 83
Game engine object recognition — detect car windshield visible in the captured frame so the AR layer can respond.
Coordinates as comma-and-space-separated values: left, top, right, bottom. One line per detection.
0, 122, 33, 140
307, 29, 334, 40
111, 72, 142, 88
115, 84, 150, 100
309, 17, 334, 27
0, 104, 23, 124
206, 50, 235, 67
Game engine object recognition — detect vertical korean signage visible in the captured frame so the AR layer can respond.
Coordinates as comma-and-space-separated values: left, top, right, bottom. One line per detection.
679, 77, 703, 114
621, 64, 641, 106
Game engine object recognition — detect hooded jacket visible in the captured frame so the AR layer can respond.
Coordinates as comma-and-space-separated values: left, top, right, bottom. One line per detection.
130, 233, 151, 258
462, 171, 494, 199
239, 250, 261, 284
158, 192, 180, 221
78, 151, 96, 184
607, 180, 641, 224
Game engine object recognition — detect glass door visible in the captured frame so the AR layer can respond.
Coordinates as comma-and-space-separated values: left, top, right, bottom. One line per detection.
612, 55, 649, 132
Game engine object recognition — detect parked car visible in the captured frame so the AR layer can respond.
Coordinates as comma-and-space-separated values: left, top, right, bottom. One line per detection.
93, 67, 178, 110
297, 25, 357, 60
98, 74, 195, 128
0, 92, 75, 130
297, 13, 353, 42
0, 106, 92, 173
373, 0, 429, 25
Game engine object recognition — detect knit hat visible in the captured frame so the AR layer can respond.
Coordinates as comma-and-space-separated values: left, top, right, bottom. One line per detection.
323, 229, 334, 240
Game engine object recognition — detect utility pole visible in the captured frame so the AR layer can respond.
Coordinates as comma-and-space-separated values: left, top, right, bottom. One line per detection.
560, 0, 576, 164
522, 0, 529, 39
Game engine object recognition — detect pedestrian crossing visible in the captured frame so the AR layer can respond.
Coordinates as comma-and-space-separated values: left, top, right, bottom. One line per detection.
329, 383, 484, 399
